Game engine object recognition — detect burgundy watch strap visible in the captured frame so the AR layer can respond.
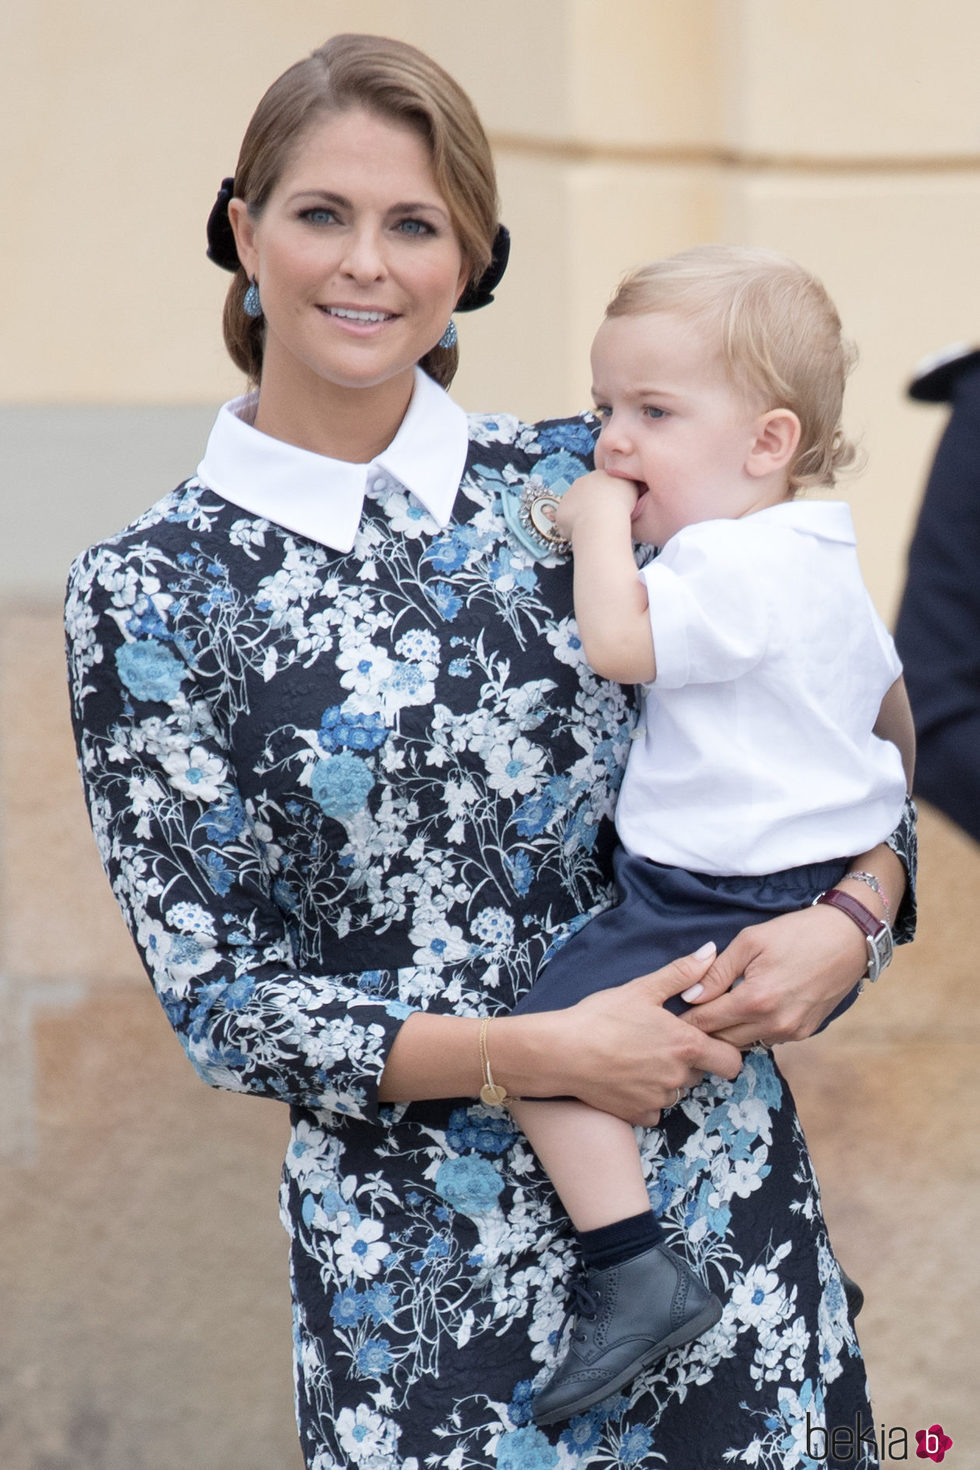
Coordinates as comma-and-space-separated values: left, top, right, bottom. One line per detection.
814, 887, 885, 938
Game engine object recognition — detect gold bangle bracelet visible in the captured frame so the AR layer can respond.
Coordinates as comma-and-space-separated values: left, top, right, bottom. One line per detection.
478, 1016, 509, 1106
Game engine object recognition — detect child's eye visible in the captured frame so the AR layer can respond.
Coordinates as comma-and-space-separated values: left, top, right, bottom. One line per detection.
592, 404, 612, 420
643, 406, 667, 420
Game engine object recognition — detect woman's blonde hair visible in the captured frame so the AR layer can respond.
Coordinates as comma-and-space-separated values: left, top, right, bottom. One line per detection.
607, 244, 858, 489
223, 33, 499, 389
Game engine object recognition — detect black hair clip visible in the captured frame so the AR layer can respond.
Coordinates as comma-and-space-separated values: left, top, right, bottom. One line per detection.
456, 223, 510, 312
206, 177, 241, 272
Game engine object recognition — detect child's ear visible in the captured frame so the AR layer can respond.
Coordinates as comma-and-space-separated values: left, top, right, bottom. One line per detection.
746, 409, 801, 477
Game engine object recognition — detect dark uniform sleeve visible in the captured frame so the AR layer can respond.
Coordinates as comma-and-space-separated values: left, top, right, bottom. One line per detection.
895, 348, 980, 843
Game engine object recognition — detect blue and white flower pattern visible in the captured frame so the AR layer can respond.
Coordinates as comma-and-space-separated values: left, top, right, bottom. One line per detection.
66, 412, 913, 1468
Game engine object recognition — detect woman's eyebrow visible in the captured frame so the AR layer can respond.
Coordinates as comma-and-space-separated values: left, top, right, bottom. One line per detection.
287, 188, 450, 220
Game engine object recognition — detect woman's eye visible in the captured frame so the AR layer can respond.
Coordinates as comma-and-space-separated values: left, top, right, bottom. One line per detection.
396, 218, 435, 237
302, 207, 338, 225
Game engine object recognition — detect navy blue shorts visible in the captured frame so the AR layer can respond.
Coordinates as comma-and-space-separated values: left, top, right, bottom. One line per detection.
514, 846, 857, 1031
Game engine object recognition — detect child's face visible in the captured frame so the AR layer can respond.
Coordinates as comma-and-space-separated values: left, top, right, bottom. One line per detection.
590, 310, 780, 546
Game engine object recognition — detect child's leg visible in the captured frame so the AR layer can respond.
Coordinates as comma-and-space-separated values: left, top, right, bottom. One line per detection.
508, 1097, 651, 1232
514, 1093, 724, 1427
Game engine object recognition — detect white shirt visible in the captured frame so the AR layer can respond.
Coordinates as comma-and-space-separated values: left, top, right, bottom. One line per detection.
616, 501, 907, 875
195, 366, 469, 551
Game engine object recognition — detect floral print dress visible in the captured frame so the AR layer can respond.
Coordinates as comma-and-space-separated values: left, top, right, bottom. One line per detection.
65, 402, 914, 1470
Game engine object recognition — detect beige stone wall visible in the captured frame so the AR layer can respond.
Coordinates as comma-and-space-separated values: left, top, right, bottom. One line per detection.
4, 0, 979, 615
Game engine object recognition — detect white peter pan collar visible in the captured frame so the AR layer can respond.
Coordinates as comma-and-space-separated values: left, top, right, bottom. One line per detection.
749, 498, 857, 545
196, 366, 469, 553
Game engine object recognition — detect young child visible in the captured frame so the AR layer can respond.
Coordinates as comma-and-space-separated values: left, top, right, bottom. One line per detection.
506, 245, 914, 1426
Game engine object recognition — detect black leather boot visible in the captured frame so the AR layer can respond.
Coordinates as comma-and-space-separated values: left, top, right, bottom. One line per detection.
532, 1243, 722, 1426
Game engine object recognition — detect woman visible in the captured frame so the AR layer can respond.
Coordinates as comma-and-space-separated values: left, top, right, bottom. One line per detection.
65, 34, 914, 1469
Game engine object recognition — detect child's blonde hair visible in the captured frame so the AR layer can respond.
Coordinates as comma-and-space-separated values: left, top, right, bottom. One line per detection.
606, 244, 858, 490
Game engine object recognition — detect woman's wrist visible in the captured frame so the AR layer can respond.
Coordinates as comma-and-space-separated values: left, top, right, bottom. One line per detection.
837, 842, 905, 926
478, 1016, 510, 1104
842, 868, 891, 920
814, 858, 901, 989
486, 1011, 573, 1101
835, 871, 890, 925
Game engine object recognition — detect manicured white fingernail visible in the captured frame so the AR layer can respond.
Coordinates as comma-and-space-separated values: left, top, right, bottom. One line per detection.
693, 941, 716, 959
681, 983, 704, 1001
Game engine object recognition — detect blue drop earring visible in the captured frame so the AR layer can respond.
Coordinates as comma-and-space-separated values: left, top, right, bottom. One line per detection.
437, 318, 458, 349
243, 278, 263, 318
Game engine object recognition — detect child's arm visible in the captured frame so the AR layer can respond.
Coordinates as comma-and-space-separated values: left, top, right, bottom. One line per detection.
874, 675, 916, 792
552, 470, 657, 684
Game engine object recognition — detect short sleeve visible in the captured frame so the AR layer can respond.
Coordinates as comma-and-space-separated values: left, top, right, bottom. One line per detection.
640, 522, 773, 689
867, 594, 904, 684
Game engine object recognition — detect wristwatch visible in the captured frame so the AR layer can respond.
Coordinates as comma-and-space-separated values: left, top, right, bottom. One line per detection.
813, 888, 894, 988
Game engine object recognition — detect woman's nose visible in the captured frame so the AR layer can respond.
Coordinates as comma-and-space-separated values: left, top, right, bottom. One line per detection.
340, 225, 387, 281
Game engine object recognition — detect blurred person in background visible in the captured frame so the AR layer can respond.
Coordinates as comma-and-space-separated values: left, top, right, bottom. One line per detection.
896, 344, 980, 842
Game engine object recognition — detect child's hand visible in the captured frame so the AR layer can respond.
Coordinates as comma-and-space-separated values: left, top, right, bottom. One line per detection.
550, 469, 640, 539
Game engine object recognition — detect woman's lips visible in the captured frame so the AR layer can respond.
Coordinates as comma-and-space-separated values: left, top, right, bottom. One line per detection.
317, 304, 399, 333
322, 305, 396, 323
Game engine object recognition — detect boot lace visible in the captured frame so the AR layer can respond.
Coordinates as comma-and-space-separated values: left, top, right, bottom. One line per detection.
563, 1275, 599, 1344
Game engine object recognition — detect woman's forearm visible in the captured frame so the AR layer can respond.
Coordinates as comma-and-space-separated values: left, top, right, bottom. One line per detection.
377, 1010, 564, 1104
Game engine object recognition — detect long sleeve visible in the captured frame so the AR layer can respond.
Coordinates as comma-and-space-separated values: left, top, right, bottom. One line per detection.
65, 529, 413, 1123
886, 793, 917, 944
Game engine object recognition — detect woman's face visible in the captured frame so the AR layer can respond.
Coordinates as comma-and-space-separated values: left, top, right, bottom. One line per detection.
231, 107, 468, 408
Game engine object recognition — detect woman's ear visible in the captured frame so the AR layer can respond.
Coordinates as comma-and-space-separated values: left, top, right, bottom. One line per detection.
228, 198, 259, 279
746, 408, 801, 478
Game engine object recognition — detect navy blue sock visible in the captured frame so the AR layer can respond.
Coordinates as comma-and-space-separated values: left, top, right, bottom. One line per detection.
575, 1209, 664, 1271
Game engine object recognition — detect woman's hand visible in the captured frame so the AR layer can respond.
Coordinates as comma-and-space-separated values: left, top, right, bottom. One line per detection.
680, 842, 906, 1048
678, 905, 870, 1048
511, 945, 744, 1126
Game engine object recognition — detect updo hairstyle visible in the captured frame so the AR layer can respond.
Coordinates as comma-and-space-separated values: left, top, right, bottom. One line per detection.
223, 33, 499, 389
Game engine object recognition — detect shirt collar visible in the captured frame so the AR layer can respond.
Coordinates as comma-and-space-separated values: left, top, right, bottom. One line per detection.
752, 498, 856, 544
196, 366, 469, 552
